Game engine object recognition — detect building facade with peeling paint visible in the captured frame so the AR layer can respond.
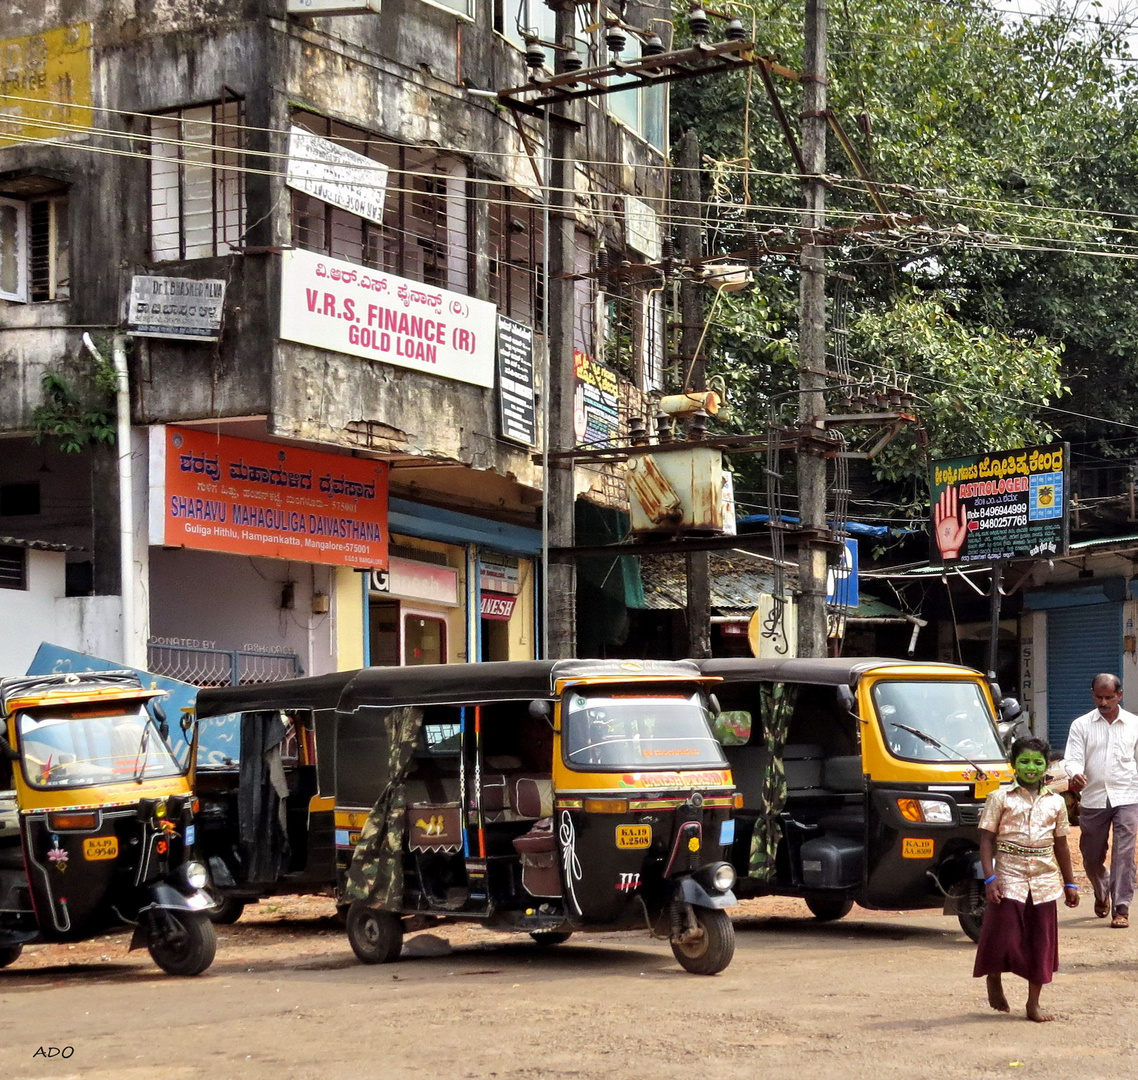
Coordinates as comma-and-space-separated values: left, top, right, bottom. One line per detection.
0, 0, 668, 678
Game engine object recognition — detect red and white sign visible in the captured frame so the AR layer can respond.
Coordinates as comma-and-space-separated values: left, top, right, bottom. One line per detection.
279, 248, 497, 387
480, 592, 517, 620
149, 426, 389, 569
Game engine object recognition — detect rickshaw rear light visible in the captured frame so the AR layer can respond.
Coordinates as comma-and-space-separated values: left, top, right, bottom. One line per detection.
584, 798, 630, 814
47, 811, 98, 831
733, 793, 744, 810
191, 798, 200, 813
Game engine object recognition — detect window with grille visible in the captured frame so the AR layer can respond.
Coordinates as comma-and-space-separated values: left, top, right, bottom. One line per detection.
289, 111, 472, 293
150, 100, 246, 261
487, 187, 544, 327
0, 193, 69, 303
0, 546, 27, 590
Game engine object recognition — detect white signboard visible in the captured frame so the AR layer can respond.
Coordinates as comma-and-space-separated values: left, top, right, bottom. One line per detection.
280, 248, 497, 388
287, 126, 388, 225
127, 276, 226, 341
287, 0, 382, 13
626, 196, 661, 262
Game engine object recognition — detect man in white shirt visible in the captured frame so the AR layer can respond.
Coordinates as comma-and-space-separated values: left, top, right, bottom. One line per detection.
1066, 673, 1138, 928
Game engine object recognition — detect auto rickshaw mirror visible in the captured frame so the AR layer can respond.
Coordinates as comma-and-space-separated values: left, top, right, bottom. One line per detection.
708, 693, 722, 718
528, 698, 552, 721
151, 701, 170, 741
836, 684, 856, 713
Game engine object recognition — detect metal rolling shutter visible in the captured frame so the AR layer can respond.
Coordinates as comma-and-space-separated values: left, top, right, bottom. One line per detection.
1045, 604, 1123, 751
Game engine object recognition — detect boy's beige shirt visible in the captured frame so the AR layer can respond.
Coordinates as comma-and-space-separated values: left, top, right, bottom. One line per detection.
979, 784, 1070, 903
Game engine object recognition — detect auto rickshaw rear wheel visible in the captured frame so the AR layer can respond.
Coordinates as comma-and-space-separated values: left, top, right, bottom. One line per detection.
147, 911, 217, 976
208, 895, 247, 925
530, 931, 572, 946
671, 907, 735, 976
804, 894, 854, 922
958, 903, 985, 943
0, 943, 22, 969
346, 901, 403, 964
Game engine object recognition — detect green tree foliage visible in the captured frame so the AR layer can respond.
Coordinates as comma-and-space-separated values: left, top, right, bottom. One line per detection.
671, 0, 1138, 506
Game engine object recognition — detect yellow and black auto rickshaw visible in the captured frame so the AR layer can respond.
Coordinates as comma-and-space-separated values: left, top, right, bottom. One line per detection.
195, 659, 740, 974
0, 671, 216, 975
700, 657, 1015, 940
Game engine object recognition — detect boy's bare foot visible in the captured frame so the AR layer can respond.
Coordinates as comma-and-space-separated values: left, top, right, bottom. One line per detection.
986, 974, 1010, 1013
1026, 1005, 1056, 1022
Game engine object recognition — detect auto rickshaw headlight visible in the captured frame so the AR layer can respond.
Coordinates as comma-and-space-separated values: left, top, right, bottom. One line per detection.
896, 797, 954, 824
711, 862, 736, 892
179, 860, 209, 892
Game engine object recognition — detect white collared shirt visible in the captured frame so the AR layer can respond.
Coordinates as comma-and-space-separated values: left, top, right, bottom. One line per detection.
1063, 706, 1138, 809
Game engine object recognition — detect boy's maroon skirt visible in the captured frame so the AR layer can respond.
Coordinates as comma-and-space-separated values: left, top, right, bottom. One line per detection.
973, 894, 1059, 985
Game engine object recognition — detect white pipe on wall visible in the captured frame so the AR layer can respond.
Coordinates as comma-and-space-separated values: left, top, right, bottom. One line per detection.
83, 332, 142, 667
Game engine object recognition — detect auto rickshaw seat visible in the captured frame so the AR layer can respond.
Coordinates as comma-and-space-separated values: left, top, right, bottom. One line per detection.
512, 776, 553, 819
723, 745, 772, 808
783, 744, 824, 791
821, 755, 864, 792
512, 817, 555, 854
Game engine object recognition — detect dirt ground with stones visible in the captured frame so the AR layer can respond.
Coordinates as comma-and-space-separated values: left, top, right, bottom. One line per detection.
4, 831, 1138, 1080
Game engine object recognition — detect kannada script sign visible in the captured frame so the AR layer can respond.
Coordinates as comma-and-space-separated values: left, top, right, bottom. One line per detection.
0, 24, 92, 148
127, 276, 226, 341
929, 443, 1069, 566
279, 248, 496, 387
286, 126, 388, 225
150, 426, 389, 569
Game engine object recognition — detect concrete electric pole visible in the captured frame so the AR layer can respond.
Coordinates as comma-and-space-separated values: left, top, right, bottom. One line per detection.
797, 0, 830, 658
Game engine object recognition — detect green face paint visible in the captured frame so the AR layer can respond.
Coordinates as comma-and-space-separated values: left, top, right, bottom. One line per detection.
1013, 750, 1048, 788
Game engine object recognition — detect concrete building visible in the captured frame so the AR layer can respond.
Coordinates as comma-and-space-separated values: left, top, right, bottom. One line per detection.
0, 0, 669, 680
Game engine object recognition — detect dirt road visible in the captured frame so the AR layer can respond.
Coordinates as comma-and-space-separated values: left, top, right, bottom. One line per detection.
3, 879, 1138, 1080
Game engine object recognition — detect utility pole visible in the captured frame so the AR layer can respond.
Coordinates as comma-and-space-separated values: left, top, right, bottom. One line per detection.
797, 0, 830, 657
676, 128, 712, 659
545, 0, 580, 659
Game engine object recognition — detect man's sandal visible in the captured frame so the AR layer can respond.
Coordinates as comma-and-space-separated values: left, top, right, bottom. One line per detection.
1095, 898, 1110, 919
1111, 911, 1129, 929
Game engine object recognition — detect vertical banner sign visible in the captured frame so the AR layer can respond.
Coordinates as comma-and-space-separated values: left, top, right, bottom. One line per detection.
496, 316, 537, 446
929, 443, 1069, 566
572, 350, 620, 448
153, 426, 389, 569
279, 248, 497, 387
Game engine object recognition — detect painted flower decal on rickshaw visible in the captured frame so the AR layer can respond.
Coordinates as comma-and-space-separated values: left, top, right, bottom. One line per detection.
47, 839, 69, 870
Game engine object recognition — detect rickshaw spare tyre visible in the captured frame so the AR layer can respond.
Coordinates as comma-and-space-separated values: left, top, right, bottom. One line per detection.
0, 943, 22, 969
346, 902, 403, 964
530, 930, 572, 946
671, 907, 735, 976
147, 912, 217, 976
208, 895, 246, 925
804, 894, 854, 922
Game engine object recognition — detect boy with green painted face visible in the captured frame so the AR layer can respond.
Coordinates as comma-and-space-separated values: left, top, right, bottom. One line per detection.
972, 735, 1079, 1022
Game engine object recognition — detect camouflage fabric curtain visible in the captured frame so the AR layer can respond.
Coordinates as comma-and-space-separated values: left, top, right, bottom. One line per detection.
747, 682, 797, 880
342, 706, 424, 910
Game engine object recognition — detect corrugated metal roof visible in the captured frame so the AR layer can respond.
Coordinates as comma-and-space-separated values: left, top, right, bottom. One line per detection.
0, 535, 76, 552
638, 552, 780, 615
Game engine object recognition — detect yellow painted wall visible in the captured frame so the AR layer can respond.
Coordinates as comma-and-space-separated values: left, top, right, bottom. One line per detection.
333, 566, 365, 670
507, 557, 536, 660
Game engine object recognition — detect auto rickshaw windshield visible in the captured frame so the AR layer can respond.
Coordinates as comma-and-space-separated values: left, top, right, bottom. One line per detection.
17, 704, 182, 789
562, 687, 727, 770
871, 680, 1005, 764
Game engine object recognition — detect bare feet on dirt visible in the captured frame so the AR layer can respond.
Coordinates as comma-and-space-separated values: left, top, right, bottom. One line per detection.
986, 974, 1011, 1013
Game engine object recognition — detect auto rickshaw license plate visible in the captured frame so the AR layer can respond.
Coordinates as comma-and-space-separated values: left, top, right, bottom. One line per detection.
902, 837, 934, 859
616, 824, 652, 849
82, 836, 118, 861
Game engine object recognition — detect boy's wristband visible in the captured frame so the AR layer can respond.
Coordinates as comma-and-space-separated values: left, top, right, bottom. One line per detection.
984, 874, 997, 885
1064, 883, 1079, 890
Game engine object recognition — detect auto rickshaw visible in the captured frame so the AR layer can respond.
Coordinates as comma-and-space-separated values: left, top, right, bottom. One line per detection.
699, 657, 1016, 941
194, 659, 739, 974
0, 671, 216, 974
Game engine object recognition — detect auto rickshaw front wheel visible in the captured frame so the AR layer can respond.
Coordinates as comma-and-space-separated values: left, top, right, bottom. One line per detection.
0, 944, 22, 969
346, 901, 403, 964
147, 912, 217, 976
804, 894, 854, 922
208, 895, 247, 925
671, 908, 735, 976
